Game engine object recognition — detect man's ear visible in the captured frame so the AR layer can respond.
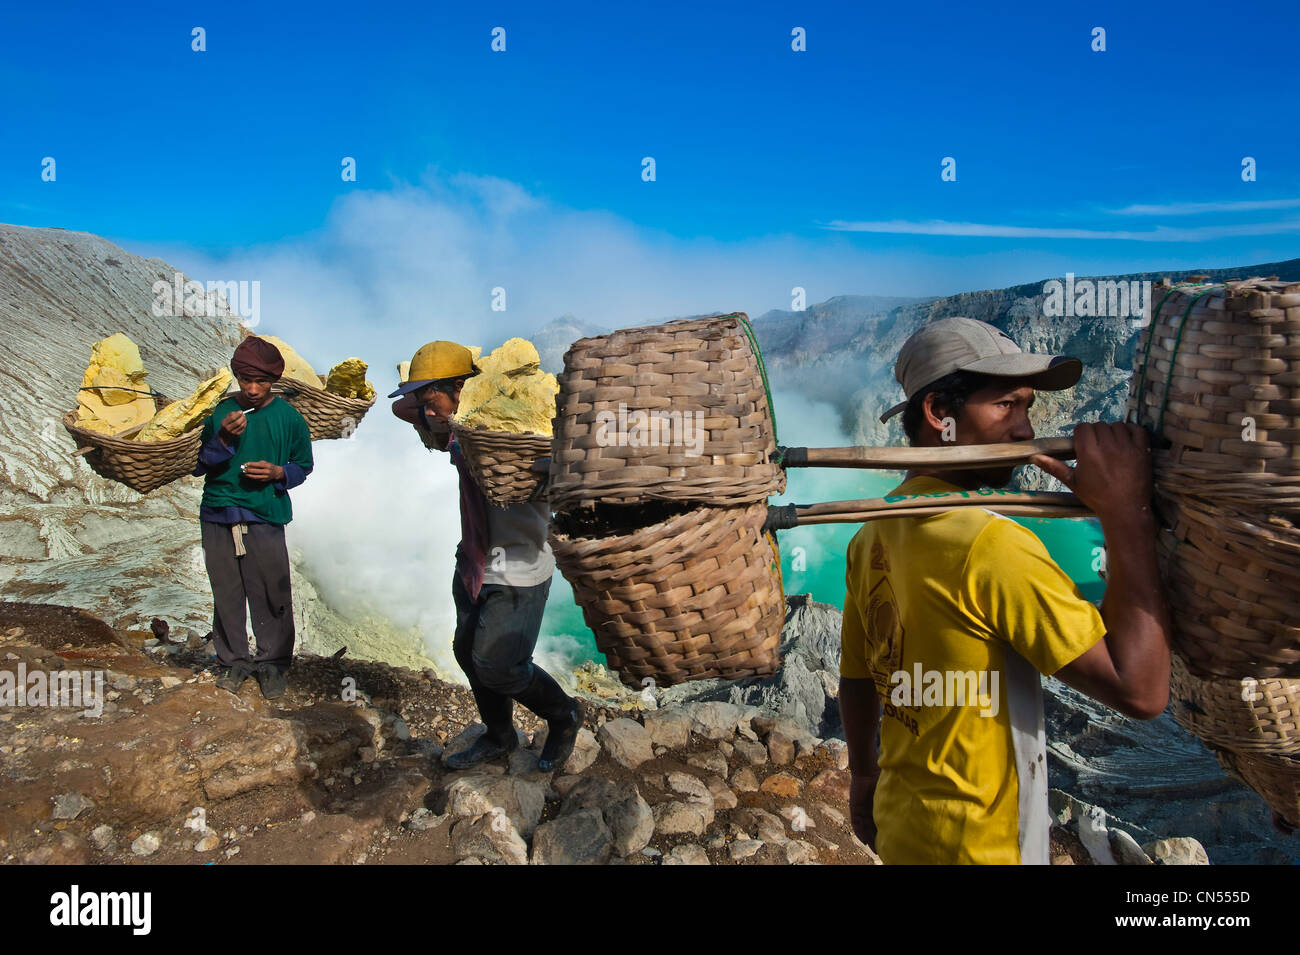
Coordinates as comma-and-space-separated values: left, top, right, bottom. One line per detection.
920, 391, 950, 435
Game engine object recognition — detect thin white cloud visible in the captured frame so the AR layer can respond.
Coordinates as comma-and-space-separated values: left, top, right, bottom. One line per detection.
820, 217, 1300, 241
1108, 198, 1300, 216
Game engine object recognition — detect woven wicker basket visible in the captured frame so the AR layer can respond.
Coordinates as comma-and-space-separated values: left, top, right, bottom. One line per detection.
550, 501, 784, 688
62, 396, 200, 494
1213, 748, 1300, 829
549, 313, 786, 511
1170, 653, 1300, 754
450, 422, 551, 506
1126, 278, 1300, 679
272, 375, 376, 441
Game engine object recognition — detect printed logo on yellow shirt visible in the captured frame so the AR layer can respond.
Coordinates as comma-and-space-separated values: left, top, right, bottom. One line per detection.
865, 575, 921, 737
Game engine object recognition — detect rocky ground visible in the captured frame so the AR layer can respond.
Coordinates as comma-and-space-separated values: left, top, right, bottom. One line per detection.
0, 599, 1214, 866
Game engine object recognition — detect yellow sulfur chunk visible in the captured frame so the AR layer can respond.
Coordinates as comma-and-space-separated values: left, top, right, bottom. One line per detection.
454, 338, 558, 435
475, 337, 539, 377
325, 358, 376, 401
397, 360, 411, 383
75, 333, 156, 435
136, 368, 234, 442
254, 335, 320, 388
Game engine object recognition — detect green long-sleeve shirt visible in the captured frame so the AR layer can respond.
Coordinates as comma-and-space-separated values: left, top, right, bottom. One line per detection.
197, 396, 313, 524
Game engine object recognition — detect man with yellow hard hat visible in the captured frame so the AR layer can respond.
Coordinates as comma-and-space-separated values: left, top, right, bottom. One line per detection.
391, 341, 582, 772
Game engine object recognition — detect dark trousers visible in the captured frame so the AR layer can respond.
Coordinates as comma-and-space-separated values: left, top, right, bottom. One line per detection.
202, 520, 296, 671
452, 574, 555, 739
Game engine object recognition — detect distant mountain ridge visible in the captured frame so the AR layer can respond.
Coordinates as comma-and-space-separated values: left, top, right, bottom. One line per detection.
750, 258, 1300, 457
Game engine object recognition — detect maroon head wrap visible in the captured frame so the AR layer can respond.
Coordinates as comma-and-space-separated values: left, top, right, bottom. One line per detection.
231, 337, 285, 380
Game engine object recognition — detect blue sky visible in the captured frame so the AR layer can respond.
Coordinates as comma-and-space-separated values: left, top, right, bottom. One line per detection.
3, 0, 1298, 302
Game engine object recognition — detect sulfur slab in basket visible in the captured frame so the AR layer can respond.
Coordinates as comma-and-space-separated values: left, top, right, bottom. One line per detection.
454, 337, 558, 436
325, 357, 376, 400
75, 333, 157, 435
253, 334, 323, 389
136, 368, 233, 442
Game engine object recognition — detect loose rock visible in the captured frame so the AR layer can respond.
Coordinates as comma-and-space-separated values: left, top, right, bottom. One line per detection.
760, 772, 802, 798
450, 813, 528, 865
130, 832, 161, 857
597, 718, 654, 769
51, 791, 94, 820
531, 807, 614, 865
663, 843, 710, 865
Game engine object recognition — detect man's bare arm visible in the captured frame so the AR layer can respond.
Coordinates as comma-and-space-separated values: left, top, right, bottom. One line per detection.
1033, 422, 1172, 720
839, 676, 881, 848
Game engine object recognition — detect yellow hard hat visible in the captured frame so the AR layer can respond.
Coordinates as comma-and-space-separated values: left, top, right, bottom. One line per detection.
388, 341, 478, 398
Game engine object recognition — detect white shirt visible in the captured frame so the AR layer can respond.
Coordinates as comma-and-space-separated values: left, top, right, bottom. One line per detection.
483, 499, 555, 588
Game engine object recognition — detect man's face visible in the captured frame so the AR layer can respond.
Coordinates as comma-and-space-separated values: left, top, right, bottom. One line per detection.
416, 379, 463, 423
943, 380, 1036, 487
237, 375, 275, 406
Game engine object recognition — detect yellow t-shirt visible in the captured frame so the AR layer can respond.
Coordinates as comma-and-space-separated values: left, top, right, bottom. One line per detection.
840, 475, 1106, 864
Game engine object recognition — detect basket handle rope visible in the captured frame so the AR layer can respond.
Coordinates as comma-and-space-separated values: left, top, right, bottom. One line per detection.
1130, 282, 1226, 433
736, 314, 778, 446
78, 385, 170, 401
1130, 282, 1197, 425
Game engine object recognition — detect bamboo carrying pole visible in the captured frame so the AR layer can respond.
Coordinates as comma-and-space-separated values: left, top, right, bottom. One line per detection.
766, 439, 1091, 529
766, 490, 1091, 530
779, 436, 1075, 471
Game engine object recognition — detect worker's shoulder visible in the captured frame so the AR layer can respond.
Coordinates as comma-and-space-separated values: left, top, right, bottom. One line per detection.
962, 509, 1052, 571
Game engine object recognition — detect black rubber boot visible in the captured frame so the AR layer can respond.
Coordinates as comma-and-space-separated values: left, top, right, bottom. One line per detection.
443, 731, 517, 770
216, 661, 253, 693
444, 683, 517, 770
513, 669, 582, 772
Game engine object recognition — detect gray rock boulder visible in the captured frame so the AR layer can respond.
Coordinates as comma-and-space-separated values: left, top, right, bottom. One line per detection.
559, 777, 653, 857
450, 813, 528, 865
652, 801, 709, 837
642, 709, 691, 749
1142, 837, 1210, 866
597, 718, 654, 769
444, 773, 547, 838
663, 843, 710, 865
531, 808, 614, 865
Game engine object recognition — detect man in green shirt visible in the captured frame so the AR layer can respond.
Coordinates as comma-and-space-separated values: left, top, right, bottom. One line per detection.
193, 337, 314, 700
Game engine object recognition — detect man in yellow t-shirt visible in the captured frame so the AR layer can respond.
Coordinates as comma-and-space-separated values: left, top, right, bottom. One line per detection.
840, 317, 1173, 865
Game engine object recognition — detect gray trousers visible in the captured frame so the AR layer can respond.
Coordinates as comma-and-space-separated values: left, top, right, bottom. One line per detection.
202, 520, 295, 671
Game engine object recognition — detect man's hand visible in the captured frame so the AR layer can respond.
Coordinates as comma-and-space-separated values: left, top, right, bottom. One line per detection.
218, 410, 248, 444
241, 461, 285, 483
1031, 422, 1152, 525
849, 770, 880, 850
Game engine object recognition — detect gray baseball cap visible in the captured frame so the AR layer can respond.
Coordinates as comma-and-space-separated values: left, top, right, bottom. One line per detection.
879, 317, 1082, 423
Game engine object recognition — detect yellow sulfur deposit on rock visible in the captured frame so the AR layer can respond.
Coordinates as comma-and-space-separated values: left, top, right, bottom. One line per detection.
254, 335, 321, 388
136, 368, 234, 442
325, 358, 376, 401
75, 334, 157, 435
454, 337, 558, 435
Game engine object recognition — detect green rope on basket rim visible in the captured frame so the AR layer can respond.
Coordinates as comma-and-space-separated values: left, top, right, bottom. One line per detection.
736, 314, 778, 446
1131, 282, 1197, 426
1153, 285, 1226, 438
